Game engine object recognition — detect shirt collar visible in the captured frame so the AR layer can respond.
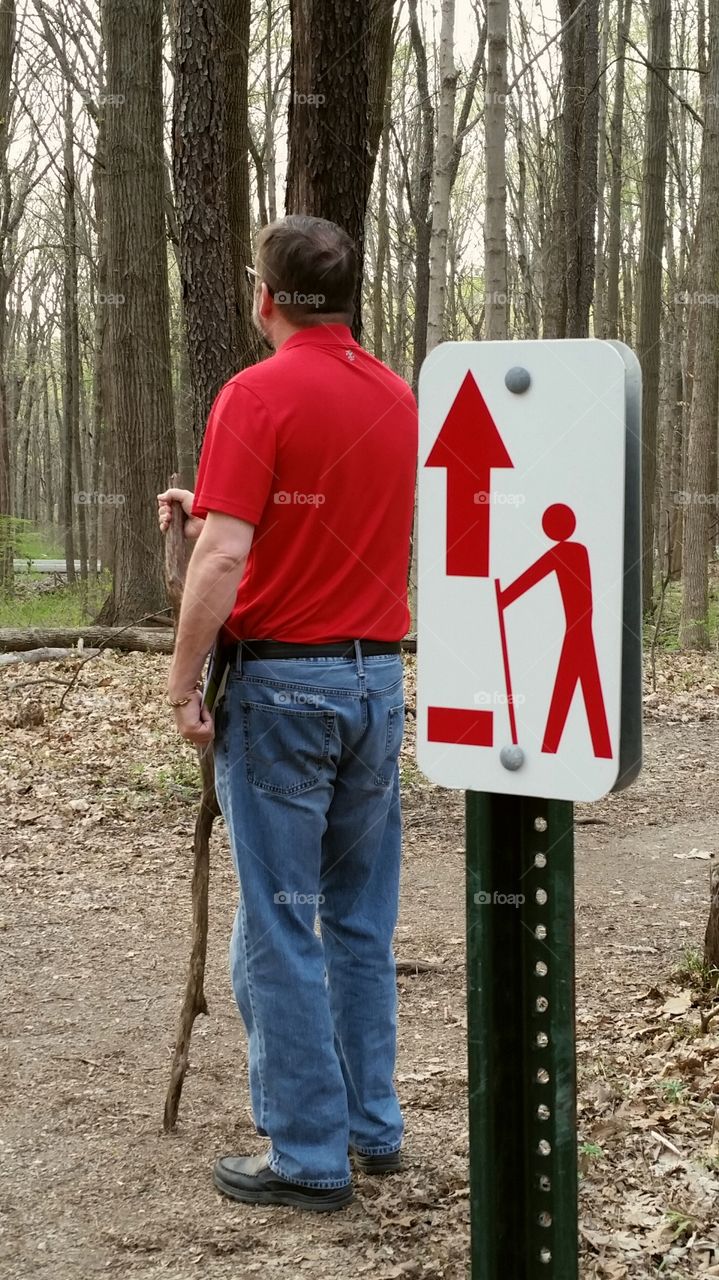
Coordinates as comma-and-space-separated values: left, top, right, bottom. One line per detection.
279, 323, 358, 353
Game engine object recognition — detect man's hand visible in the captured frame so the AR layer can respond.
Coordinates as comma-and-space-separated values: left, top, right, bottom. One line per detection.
157, 487, 205, 541
172, 690, 214, 747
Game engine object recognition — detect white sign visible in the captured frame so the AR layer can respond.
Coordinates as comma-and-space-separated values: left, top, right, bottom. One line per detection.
416, 340, 628, 803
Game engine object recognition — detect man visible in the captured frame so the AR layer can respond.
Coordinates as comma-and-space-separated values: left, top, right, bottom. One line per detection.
158, 215, 418, 1211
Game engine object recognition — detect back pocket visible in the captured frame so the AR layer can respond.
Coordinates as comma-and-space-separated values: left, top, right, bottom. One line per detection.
241, 700, 336, 795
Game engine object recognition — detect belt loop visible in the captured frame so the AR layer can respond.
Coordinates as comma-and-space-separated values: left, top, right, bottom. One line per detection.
235, 641, 243, 677
354, 639, 367, 700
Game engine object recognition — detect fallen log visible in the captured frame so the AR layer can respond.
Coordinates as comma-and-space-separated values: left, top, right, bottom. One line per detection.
0, 626, 173, 654
0, 647, 101, 667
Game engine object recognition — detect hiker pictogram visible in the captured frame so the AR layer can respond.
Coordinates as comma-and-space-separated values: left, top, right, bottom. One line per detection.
495, 503, 612, 759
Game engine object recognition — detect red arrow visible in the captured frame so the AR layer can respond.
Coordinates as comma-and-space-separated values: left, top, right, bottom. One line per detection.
425, 371, 514, 576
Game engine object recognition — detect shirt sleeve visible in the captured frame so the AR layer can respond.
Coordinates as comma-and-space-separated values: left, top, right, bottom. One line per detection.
191, 380, 276, 524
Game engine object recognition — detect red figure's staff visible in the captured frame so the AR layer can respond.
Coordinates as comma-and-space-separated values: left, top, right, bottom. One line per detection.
495, 578, 518, 745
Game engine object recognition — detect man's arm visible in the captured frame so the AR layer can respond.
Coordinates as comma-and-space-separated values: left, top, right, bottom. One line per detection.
168, 511, 255, 745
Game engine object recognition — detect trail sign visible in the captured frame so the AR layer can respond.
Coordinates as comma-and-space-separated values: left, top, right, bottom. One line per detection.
417, 339, 637, 803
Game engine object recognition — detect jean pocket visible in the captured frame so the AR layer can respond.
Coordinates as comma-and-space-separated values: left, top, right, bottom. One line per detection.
240, 700, 336, 795
375, 703, 405, 787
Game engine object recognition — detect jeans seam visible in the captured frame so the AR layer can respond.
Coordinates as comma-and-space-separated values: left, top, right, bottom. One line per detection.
240, 895, 268, 1134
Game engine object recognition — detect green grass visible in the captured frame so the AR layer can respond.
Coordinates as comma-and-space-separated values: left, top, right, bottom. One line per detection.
674, 947, 719, 994
647, 576, 719, 650
0, 574, 112, 628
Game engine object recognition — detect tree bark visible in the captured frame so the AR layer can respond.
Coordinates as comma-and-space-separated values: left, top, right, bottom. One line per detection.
605, 0, 632, 339
558, 0, 601, 338
637, 0, 672, 611
426, 0, 457, 352
0, 1, 16, 592
100, 0, 176, 623
173, 0, 242, 453
680, 0, 719, 649
286, 0, 376, 339
484, 0, 508, 340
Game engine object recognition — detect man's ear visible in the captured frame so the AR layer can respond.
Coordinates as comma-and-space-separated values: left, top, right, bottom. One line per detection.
258, 281, 274, 319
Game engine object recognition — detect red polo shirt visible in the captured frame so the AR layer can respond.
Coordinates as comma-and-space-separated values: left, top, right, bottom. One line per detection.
191, 323, 418, 643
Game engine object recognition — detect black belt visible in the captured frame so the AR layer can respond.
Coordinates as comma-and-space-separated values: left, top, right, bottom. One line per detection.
232, 638, 402, 661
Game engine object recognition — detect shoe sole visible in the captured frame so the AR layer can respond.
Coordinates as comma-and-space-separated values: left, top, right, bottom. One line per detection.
351, 1152, 403, 1174
213, 1168, 354, 1212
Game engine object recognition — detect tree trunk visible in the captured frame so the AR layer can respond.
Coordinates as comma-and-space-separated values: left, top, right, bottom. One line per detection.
224, 0, 263, 369
426, 0, 457, 352
605, 0, 632, 339
484, 0, 508, 340
100, 0, 176, 623
0, 1, 16, 592
637, 0, 672, 611
679, 0, 719, 649
407, 0, 434, 389
63, 85, 87, 586
173, 0, 242, 453
558, 0, 601, 338
286, 0, 374, 339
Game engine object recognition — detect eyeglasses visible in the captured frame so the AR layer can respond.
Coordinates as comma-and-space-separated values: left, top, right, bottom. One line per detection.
245, 265, 274, 295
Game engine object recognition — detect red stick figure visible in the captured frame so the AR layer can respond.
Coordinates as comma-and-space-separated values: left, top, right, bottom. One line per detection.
496, 503, 612, 759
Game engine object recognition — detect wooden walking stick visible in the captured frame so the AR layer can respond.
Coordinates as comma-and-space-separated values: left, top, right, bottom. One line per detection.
163, 476, 222, 1132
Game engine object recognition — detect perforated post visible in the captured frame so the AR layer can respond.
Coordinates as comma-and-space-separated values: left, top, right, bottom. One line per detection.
466, 792, 577, 1279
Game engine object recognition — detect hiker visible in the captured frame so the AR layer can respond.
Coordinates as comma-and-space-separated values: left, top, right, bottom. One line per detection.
157, 215, 418, 1211
496, 502, 612, 759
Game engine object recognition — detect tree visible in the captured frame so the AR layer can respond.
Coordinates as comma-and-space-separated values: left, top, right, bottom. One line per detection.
426, 0, 457, 352
557, 0, 601, 338
99, 0, 175, 622
286, 0, 374, 337
0, 1, 16, 591
637, 0, 672, 610
484, 0, 508, 340
172, 0, 254, 461
679, 0, 719, 649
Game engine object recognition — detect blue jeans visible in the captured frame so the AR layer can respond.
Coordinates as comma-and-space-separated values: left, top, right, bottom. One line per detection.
213, 644, 405, 1189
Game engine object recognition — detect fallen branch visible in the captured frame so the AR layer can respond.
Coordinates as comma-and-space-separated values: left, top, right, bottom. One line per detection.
396, 958, 449, 974
0, 647, 101, 667
163, 475, 220, 1133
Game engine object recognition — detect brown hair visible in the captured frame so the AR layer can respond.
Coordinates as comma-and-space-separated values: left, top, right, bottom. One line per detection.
254, 215, 357, 327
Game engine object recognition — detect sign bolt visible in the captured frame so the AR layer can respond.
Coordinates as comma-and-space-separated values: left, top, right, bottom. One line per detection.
500, 745, 525, 770
505, 366, 531, 394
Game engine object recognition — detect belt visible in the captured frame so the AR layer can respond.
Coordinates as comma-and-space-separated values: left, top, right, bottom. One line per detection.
231, 638, 402, 661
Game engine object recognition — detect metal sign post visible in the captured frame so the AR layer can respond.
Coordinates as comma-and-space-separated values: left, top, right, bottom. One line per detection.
416, 340, 642, 1277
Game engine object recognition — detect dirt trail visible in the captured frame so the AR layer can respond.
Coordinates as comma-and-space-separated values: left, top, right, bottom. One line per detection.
1, 654, 718, 1279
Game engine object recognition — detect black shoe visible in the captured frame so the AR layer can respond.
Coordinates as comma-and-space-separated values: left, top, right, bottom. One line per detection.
213, 1152, 354, 1212
349, 1145, 403, 1174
